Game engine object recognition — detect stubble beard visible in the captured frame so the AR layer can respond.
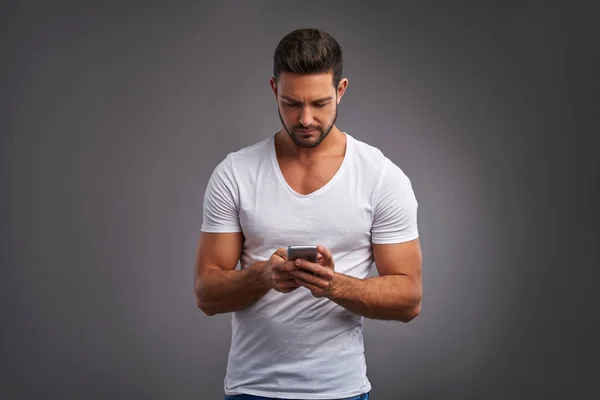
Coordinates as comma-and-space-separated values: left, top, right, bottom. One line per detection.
277, 105, 338, 149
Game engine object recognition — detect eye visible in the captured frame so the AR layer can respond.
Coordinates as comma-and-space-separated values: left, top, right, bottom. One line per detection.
314, 103, 328, 108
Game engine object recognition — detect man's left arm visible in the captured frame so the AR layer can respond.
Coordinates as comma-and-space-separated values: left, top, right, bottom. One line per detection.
328, 239, 422, 322
289, 158, 422, 322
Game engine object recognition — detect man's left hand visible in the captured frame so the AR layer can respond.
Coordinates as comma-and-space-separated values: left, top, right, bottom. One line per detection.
289, 245, 337, 298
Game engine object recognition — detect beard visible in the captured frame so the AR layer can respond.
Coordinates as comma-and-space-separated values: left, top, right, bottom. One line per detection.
278, 104, 338, 149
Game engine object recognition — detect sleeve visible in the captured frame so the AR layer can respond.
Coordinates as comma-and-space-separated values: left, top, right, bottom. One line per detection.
370, 158, 419, 244
200, 154, 242, 233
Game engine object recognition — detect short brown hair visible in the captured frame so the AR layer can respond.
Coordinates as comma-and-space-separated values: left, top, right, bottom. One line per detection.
273, 28, 343, 87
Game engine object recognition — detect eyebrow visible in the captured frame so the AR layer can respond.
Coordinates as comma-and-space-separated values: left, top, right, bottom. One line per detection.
281, 96, 333, 103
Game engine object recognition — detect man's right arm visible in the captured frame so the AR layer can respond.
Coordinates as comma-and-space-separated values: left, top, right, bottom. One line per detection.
194, 231, 270, 316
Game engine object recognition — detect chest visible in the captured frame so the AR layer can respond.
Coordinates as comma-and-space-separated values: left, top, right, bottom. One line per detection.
277, 156, 344, 196
237, 171, 374, 256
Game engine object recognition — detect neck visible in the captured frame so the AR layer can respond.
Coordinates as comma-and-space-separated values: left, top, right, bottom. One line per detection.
275, 126, 345, 161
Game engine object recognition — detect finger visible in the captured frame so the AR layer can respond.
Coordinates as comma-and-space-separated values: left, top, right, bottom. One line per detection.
283, 260, 298, 271
274, 248, 288, 260
273, 273, 298, 285
289, 269, 329, 288
317, 245, 334, 266
294, 278, 324, 297
274, 278, 297, 288
277, 283, 300, 293
293, 259, 334, 280
273, 270, 297, 280
278, 281, 300, 293
276, 279, 300, 290
273, 260, 296, 273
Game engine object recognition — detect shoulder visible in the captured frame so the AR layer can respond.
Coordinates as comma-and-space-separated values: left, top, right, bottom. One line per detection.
211, 135, 272, 177
347, 133, 416, 198
347, 133, 409, 180
203, 136, 271, 207
347, 133, 387, 168
230, 135, 271, 162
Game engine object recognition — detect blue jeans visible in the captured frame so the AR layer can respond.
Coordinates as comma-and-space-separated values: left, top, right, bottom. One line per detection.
224, 392, 369, 400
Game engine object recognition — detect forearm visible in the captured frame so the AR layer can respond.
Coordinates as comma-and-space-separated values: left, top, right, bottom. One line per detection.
195, 261, 270, 316
329, 273, 422, 322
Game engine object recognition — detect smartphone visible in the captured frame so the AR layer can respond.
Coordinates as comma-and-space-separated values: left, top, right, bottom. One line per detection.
287, 245, 318, 263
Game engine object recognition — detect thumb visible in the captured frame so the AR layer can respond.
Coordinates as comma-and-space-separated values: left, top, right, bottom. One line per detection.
317, 245, 334, 266
275, 247, 288, 260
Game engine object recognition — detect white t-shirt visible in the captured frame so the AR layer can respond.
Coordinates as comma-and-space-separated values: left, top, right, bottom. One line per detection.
201, 132, 419, 399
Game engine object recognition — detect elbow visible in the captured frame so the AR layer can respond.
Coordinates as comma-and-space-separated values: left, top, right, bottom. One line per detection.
201, 306, 218, 317
196, 296, 218, 316
399, 285, 422, 323
400, 301, 421, 323
194, 282, 217, 316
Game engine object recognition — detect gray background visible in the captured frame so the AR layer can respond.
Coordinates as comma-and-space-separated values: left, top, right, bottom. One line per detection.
2, 1, 596, 399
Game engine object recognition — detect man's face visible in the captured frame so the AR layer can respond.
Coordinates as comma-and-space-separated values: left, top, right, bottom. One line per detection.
271, 72, 346, 148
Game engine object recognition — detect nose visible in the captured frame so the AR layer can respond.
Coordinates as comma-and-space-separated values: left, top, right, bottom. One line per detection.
299, 106, 313, 127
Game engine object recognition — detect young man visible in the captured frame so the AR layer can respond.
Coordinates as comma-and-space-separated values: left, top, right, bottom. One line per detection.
194, 28, 422, 400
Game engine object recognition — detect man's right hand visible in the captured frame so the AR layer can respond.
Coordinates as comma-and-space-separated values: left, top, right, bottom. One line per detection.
263, 248, 301, 293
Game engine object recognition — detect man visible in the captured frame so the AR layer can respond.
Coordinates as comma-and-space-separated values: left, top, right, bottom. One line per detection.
194, 28, 422, 400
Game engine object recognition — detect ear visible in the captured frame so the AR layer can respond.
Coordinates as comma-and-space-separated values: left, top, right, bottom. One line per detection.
269, 77, 278, 97
336, 78, 349, 104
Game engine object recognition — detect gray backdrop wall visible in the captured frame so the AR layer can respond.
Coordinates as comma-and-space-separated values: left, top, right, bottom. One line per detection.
2, 1, 596, 399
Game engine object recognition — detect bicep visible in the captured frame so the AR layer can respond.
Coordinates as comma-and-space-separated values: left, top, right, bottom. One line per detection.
372, 238, 422, 279
371, 159, 419, 245
196, 154, 243, 277
201, 155, 242, 233
195, 232, 243, 279
370, 159, 422, 279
